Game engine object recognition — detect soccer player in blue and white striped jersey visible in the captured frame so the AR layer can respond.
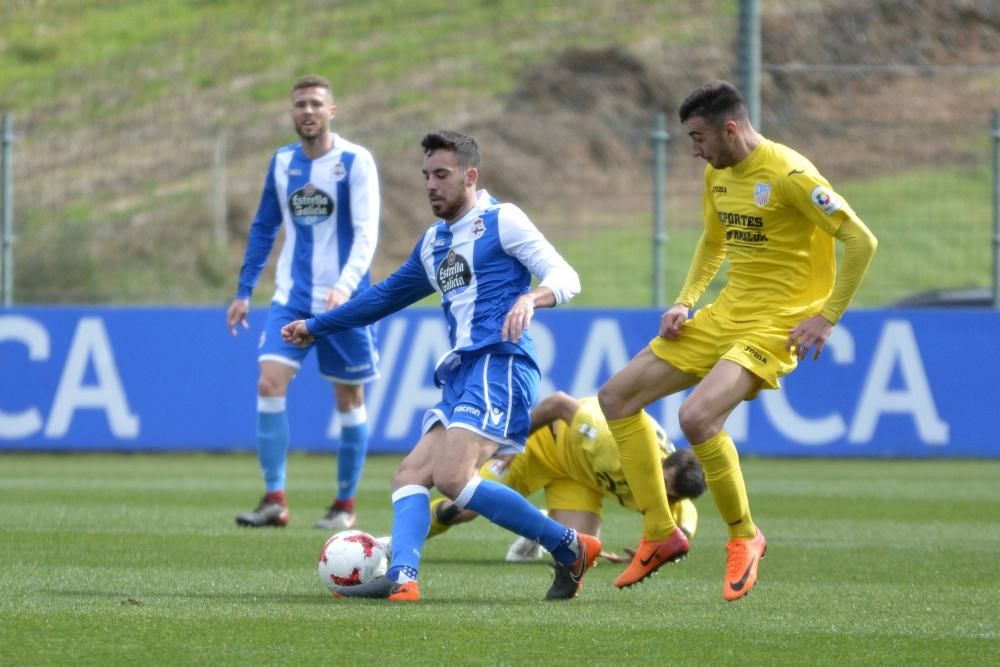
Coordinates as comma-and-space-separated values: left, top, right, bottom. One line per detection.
227, 75, 380, 531
282, 131, 602, 601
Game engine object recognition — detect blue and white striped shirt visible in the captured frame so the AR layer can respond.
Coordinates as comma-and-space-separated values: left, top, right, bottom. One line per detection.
306, 190, 579, 376
236, 134, 380, 313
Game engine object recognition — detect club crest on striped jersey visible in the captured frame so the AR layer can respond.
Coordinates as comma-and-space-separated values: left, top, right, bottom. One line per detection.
471, 217, 486, 239
288, 182, 334, 225
754, 182, 772, 208
436, 249, 472, 297
332, 161, 347, 181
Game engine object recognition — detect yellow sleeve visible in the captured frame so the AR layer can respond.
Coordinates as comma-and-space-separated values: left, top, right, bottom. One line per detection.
675, 177, 726, 307
779, 169, 859, 238
778, 169, 877, 322
675, 232, 726, 308
820, 216, 878, 323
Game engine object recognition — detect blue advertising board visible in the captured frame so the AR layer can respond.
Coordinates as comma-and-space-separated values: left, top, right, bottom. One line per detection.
2, 306, 995, 457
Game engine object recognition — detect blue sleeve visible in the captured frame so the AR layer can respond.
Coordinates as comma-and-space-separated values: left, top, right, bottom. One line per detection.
307, 241, 435, 336
236, 155, 282, 300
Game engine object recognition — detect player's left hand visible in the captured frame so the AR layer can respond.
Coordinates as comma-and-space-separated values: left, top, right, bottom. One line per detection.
502, 294, 535, 343
787, 314, 835, 360
324, 287, 349, 311
281, 320, 315, 348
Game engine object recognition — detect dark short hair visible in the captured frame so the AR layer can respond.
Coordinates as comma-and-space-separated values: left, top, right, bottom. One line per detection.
421, 130, 480, 168
664, 448, 707, 500
292, 75, 333, 98
678, 81, 748, 128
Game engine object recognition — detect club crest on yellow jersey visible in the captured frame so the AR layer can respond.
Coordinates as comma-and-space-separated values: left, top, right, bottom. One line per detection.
754, 182, 772, 208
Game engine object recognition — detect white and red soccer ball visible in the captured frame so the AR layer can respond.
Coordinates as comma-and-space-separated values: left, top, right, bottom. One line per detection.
318, 530, 387, 591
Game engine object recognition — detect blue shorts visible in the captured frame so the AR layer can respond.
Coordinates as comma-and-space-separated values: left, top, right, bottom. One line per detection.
258, 303, 379, 384
422, 351, 540, 454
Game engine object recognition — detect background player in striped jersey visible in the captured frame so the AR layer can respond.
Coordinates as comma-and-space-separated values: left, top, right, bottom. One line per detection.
282, 131, 602, 601
416, 392, 706, 597
599, 81, 877, 601
226, 75, 381, 531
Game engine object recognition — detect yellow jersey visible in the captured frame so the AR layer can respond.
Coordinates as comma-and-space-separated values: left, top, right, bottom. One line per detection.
678, 138, 864, 324
555, 398, 693, 530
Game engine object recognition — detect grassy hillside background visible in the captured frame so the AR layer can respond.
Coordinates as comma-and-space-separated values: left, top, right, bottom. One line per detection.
1, 0, 998, 305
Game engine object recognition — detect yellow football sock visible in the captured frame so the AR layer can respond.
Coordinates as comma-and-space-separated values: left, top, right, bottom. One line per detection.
607, 411, 677, 540
426, 497, 452, 539
691, 431, 756, 539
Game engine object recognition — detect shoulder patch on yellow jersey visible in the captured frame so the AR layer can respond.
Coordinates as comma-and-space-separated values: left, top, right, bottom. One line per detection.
810, 185, 841, 215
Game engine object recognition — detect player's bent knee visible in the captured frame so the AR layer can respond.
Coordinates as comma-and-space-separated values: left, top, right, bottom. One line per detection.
598, 387, 646, 421
257, 376, 287, 397
392, 461, 433, 491
432, 465, 478, 500
678, 401, 718, 444
431, 474, 467, 501
597, 385, 627, 420
333, 383, 365, 410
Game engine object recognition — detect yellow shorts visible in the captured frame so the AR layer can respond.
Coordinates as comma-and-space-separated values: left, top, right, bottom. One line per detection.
648, 303, 799, 396
479, 424, 605, 517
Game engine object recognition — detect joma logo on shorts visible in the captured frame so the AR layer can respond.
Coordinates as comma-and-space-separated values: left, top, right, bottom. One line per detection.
744, 345, 768, 364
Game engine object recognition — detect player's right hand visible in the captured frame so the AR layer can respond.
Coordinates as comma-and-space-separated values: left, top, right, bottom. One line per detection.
502, 293, 535, 343
226, 298, 250, 336
659, 304, 689, 339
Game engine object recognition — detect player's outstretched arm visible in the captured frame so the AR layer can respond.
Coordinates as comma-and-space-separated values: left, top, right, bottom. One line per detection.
528, 391, 580, 433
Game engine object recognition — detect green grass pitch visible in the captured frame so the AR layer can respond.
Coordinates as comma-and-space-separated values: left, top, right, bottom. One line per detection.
2, 453, 998, 665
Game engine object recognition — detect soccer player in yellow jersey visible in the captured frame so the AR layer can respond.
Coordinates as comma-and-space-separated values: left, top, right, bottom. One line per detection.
420, 392, 706, 599
597, 81, 878, 601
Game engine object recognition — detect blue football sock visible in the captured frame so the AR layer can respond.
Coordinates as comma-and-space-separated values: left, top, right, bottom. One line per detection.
257, 396, 289, 494
386, 485, 430, 583
336, 407, 369, 501
457, 476, 578, 565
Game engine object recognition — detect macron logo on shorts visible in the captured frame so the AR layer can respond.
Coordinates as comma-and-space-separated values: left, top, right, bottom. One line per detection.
454, 405, 481, 418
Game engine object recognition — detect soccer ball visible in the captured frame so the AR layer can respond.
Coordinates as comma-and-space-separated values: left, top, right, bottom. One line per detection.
317, 530, 387, 591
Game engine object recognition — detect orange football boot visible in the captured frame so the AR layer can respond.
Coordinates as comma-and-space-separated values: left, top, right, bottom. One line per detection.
388, 581, 421, 602
614, 528, 690, 588
723, 529, 767, 602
